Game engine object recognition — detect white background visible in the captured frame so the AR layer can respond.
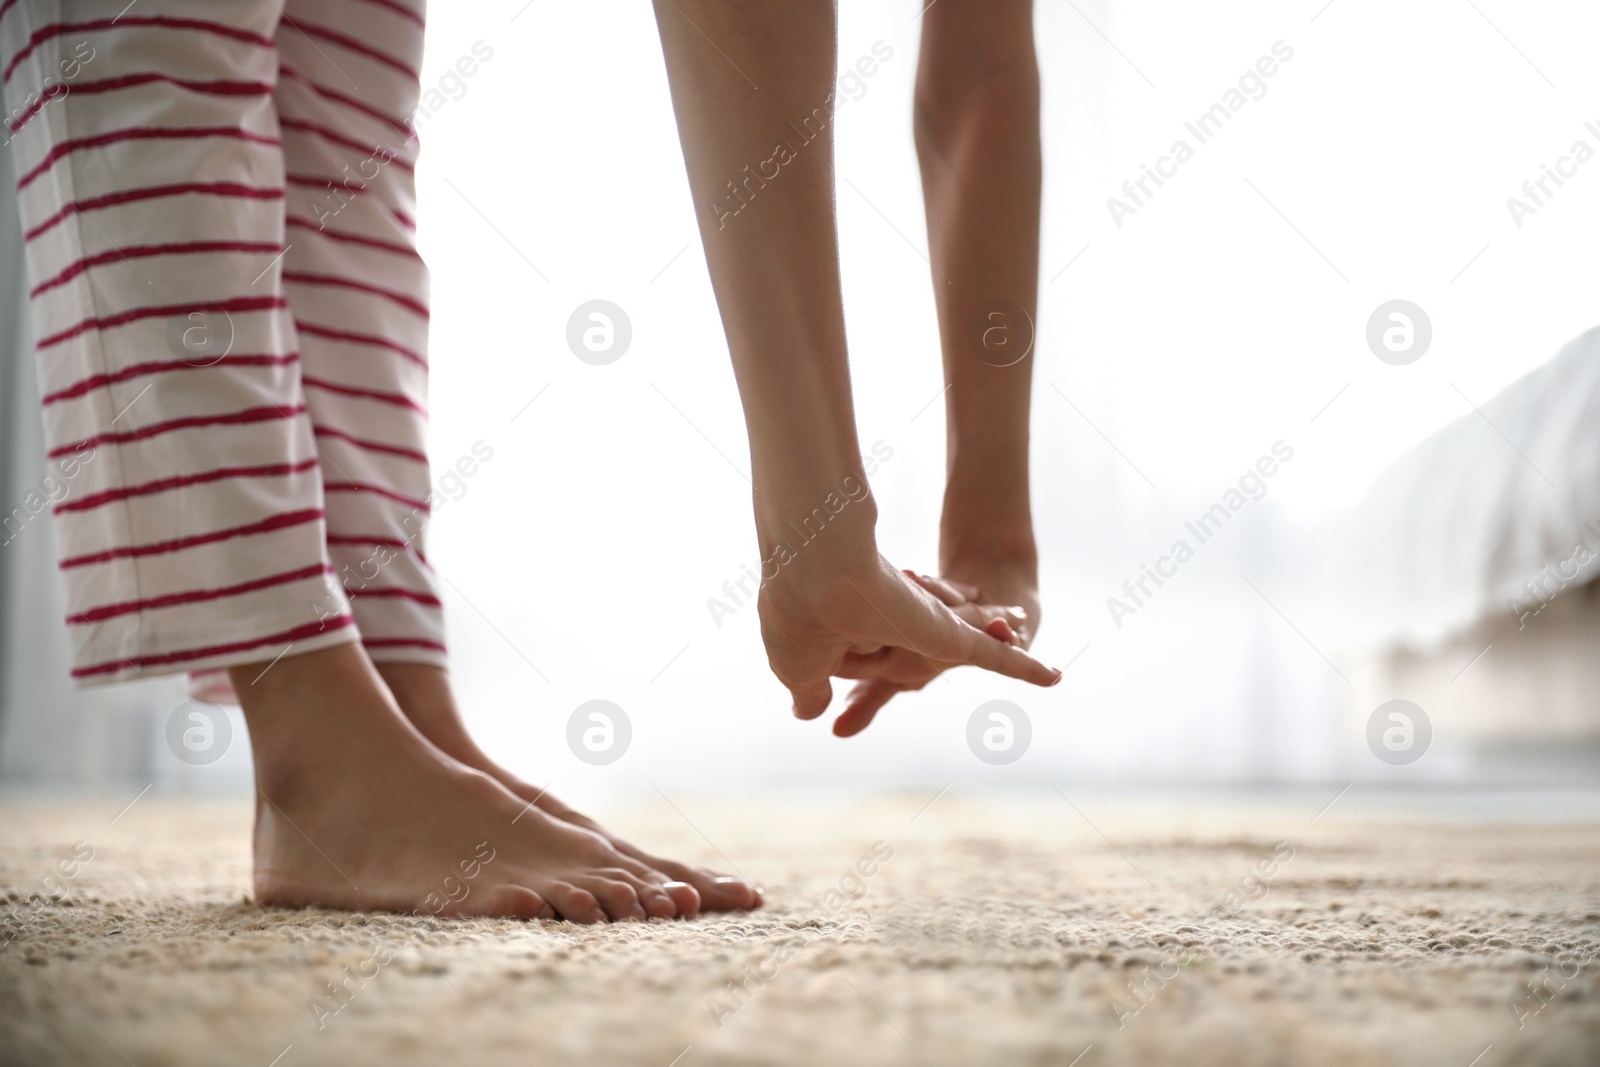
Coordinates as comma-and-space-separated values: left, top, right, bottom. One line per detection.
5, 0, 1597, 797
400, 0, 1600, 802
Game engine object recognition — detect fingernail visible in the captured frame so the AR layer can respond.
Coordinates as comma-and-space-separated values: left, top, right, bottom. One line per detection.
1050, 668, 1064, 685
662, 880, 691, 890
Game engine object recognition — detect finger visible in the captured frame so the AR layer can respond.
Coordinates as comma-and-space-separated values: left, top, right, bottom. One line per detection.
836, 649, 893, 678
903, 570, 968, 607
852, 570, 1055, 686
943, 578, 983, 601
837, 645, 947, 687
789, 679, 834, 720
834, 680, 902, 737
984, 617, 1019, 645
999, 605, 1034, 648
964, 602, 1026, 642
941, 616, 1061, 685
883, 584, 1059, 685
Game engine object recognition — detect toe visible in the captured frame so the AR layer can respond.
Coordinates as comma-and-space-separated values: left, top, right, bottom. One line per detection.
705, 874, 763, 910
605, 842, 758, 913
545, 882, 607, 924
611, 852, 669, 884
479, 884, 554, 920
636, 883, 679, 920
604, 861, 694, 919
579, 874, 647, 922
660, 880, 701, 919
677, 869, 761, 911
603, 868, 680, 920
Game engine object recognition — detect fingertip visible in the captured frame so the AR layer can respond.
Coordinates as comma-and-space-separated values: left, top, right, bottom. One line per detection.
833, 710, 869, 737
791, 682, 833, 720
832, 698, 864, 736
984, 618, 1019, 645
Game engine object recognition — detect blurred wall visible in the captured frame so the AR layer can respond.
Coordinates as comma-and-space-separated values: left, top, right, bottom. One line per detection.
0, 115, 196, 793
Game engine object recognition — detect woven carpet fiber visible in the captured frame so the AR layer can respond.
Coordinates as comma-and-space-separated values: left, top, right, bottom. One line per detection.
2, 793, 1597, 1067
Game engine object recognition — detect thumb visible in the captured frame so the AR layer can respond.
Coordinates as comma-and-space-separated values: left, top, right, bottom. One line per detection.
789, 679, 834, 720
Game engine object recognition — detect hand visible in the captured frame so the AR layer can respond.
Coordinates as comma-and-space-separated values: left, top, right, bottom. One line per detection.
830, 563, 1041, 737
757, 553, 1058, 734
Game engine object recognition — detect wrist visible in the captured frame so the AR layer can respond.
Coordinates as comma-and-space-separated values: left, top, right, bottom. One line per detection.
753, 462, 880, 578
940, 502, 1035, 579
940, 526, 1037, 576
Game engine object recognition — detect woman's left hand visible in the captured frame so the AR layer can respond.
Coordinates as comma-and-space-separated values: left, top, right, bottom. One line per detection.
830, 568, 1040, 737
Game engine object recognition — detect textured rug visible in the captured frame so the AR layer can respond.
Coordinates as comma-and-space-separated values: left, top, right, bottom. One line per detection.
2, 792, 1597, 1067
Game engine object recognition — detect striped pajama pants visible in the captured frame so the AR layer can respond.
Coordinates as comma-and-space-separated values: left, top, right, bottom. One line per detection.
1, 0, 447, 691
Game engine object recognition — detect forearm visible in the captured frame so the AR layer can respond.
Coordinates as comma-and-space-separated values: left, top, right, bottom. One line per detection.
652, 0, 872, 557
914, 0, 1040, 559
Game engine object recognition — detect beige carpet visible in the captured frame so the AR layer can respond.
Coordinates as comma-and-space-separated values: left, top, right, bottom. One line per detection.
2, 792, 1597, 1067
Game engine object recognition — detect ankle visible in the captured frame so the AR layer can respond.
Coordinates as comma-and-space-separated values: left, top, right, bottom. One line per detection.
374, 665, 551, 813
374, 663, 496, 769
228, 641, 402, 799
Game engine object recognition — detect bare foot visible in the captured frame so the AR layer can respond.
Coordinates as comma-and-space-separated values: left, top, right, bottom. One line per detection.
232, 644, 702, 923
375, 663, 764, 913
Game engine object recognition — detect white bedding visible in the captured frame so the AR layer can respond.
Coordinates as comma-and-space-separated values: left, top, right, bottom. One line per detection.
1333, 326, 1600, 648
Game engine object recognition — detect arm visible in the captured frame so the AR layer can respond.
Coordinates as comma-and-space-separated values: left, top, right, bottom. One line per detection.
833, 0, 1046, 735
651, 1, 860, 537
917, 0, 1041, 574
651, 0, 1059, 725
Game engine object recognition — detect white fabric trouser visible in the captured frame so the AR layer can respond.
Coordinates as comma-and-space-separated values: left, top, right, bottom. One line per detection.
1, 0, 446, 688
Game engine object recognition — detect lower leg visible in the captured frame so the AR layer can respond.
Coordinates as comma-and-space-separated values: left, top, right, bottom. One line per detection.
234, 641, 703, 921
374, 662, 762, 911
